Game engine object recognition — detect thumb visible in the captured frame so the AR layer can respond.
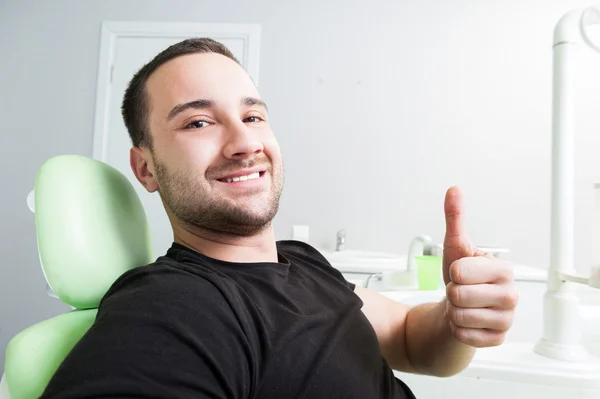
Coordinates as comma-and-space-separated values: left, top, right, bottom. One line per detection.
444, 186, 470, 242
443, 186, 476, 282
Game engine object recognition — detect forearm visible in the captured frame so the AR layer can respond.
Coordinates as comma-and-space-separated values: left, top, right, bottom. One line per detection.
405, 299, 476, 377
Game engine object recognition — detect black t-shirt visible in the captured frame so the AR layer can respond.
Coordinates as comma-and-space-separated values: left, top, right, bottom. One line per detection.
41, 240, 416, 399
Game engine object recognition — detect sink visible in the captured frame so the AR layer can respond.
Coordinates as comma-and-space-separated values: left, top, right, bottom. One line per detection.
380, 289, 446, 306
317, 248, 423, 290
318, 249, 407, 273
324, 250, 402, 260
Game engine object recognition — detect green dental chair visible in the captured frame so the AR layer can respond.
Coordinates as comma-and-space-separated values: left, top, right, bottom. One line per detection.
1, 155, 154, 399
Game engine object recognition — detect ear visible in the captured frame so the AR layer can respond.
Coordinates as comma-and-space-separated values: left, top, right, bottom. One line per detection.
130, 146, 159, 193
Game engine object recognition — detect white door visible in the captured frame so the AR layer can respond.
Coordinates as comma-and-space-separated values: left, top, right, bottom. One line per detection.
92, 22, 261, 259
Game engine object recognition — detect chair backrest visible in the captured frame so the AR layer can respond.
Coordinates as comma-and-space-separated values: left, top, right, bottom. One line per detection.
4, 155, 154, 399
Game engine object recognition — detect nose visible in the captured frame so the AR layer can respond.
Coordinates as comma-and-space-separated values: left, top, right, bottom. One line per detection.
222, 120, 264, 160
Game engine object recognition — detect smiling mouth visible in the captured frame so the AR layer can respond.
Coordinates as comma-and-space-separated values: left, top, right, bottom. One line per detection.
217, 171, 265, 183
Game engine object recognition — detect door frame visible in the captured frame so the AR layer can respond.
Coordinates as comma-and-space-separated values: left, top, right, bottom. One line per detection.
92, 21, 261, 161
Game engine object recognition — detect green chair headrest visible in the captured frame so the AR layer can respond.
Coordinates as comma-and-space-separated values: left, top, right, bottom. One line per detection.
35, 155, 153, 309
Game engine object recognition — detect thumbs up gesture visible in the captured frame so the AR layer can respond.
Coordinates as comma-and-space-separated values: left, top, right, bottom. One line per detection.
442, 186, 519, 348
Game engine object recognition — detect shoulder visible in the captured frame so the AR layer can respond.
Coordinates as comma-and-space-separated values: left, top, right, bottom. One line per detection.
42, 257, 256, 398
98, 256, 232, 317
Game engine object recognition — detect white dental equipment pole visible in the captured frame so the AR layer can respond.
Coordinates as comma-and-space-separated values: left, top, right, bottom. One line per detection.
534, 6, 600, 362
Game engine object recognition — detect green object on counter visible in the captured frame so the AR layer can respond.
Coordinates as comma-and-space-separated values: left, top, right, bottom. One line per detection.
415, 255, 442, 290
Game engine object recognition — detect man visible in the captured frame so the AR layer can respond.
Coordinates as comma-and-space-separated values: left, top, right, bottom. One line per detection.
41, 38, 518, 398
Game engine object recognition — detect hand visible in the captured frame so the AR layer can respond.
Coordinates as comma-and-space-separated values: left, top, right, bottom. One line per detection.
442, 186, 519, 348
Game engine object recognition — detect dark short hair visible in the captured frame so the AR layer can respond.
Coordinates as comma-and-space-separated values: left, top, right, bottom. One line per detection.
121, 38, 240, 148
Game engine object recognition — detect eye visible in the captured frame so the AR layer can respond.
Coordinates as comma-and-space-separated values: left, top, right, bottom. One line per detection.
244, 115, 263, 123
185, 120, 210, 129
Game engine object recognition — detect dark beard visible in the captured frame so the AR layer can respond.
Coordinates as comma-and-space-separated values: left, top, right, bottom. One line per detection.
152, 154, 283, 237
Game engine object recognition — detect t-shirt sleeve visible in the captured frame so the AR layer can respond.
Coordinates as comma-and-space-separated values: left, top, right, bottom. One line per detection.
40, 266, 254, 399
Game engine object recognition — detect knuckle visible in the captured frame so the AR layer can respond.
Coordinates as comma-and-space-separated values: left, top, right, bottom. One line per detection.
495, 310, 514, 331
446, 283, 461, 305
491, 331, 506, 346
449, 261, 462, 282
449, 306, 465, 325
492, 259, 513, 278
502, 265, 515, 282
503, 311, 515, 330
454, 327, 470, 343
502, 289, 519, 308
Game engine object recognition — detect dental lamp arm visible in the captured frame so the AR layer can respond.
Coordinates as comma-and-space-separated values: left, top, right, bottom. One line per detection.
559, 265, 600, 288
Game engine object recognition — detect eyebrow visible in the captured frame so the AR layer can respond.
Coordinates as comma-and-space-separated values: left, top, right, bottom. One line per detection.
167, 96, 268, 121
167, 99, 214, 121
242, 96, 269, 112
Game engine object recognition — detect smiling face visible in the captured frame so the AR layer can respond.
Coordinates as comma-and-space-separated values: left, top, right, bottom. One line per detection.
131, 52, 284, 237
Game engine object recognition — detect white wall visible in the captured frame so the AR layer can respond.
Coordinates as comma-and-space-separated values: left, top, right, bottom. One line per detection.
2, 0, 600, 374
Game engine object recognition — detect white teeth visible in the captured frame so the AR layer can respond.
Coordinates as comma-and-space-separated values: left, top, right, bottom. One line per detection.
223, 172, 261, 183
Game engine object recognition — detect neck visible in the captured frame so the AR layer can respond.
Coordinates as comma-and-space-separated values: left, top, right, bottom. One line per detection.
172, 221, 279, 264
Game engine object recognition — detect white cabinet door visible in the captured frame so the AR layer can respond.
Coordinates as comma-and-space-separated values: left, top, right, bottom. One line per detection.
92, 22, 260, 258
